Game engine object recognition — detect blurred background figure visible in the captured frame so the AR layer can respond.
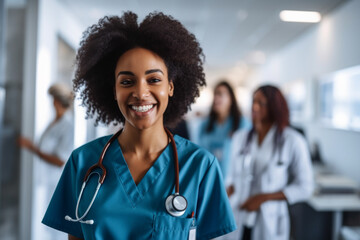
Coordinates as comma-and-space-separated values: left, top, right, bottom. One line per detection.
18, 83, 74, 240
226, 85, 314, 240
197, 81, 251, 179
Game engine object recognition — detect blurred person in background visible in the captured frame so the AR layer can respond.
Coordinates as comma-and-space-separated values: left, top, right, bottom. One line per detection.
226, 85, 313, 240
18, 83, 74, 240
198, 81, 251, 179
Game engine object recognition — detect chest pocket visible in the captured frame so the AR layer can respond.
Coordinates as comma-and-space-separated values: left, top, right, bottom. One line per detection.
152, 215, 193, 240
265, 164, 288, 192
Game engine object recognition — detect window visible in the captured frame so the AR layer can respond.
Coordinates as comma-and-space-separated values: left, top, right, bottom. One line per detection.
319, 65, 360, 131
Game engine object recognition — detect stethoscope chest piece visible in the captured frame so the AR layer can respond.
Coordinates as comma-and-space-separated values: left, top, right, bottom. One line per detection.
165, 193, 187, 217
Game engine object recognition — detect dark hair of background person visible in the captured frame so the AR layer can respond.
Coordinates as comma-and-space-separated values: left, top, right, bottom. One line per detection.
206, 81, 242, 135
256, 84, 289, 132
246, 84, 290, 148
73, 11, 206, 127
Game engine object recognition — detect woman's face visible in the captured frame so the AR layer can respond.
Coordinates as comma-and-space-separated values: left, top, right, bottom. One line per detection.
213, 85, 232, 115
53, 98, 65, 112
252, 90, 269, 124
114, 48, 174, 130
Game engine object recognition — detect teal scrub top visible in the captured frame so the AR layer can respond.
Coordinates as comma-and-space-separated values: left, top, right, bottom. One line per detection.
198, 117, 251, 179
42, 134, 236, 240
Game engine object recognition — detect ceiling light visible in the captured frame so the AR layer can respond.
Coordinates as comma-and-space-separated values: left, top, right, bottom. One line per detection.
279, 10, 321, 23
247, 51, 266, 65
237, 10, 248, 21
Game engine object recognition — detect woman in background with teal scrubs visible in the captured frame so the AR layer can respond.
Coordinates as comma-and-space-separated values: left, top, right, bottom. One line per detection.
198, 81, 251, 180
42, 12, 236, 240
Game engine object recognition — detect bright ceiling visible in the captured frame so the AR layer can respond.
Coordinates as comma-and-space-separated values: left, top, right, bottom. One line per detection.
57, 0, 345, 69
6, 0, 345, 86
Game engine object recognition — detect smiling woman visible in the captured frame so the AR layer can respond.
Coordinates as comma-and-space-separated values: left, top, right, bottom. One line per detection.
72, 12, 206, 128
41, 11, 236, 240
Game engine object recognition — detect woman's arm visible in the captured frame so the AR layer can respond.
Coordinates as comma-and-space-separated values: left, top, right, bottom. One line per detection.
282, 134, 314, 204
69, 234, 83, 240
226, 185, 235, 197
240, 192, 286, 211
18, 136, 65, 166
241, 132, 314, 211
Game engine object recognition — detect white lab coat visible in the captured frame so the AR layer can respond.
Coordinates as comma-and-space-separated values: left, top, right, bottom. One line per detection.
33, 111, 74, 240
223, 126, 314, 240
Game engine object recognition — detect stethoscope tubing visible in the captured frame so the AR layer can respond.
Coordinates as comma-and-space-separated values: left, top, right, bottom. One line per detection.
82, 130, 122, 184
165, 128, 180, 194
65, 128, 184, 224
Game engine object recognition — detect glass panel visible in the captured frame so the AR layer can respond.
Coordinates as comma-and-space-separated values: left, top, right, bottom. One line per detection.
319, 65, 360, 131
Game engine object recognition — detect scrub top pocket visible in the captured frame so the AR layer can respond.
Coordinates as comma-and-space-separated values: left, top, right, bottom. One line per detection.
152, 215, 193, 240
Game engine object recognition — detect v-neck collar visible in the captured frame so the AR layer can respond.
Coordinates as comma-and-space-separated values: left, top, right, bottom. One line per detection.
111, 138, 172, 208
252, 125, 276, 177
254, 125, 276, 149
216, 116, 231, 128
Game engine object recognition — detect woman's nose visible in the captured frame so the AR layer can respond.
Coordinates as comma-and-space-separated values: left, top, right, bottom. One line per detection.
132, 81, 149, 99
252, 102, 260, 112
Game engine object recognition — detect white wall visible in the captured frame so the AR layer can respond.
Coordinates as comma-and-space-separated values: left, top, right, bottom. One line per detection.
256, 0, 360, 183
20, 0, 84, 239
35, 0, 83, 138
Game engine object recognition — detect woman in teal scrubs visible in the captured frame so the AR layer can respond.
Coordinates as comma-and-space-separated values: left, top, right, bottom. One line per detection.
198, 81, 251, 180
42, 12, 236, 240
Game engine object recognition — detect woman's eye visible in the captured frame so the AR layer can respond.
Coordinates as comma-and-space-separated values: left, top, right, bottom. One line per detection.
149, 78, 161, 83
120, 79, 133, 86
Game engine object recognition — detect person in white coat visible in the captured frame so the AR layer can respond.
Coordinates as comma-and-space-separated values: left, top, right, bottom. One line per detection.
18, 83, 74, 240
225, 85, 314, 240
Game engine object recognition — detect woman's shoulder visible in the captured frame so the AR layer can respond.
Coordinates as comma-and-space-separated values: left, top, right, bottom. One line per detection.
72, 135, 113, 158
67, 135, 114, 170
174, 135, 216, 165
283, 126, 307, 146
58, 111, 74, 128
232, 128, 250, 141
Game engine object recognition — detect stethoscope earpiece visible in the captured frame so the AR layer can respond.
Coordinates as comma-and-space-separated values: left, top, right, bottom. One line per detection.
165, 193, 187, 217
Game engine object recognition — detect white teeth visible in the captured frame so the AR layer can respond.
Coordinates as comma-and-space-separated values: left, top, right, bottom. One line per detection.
131, 105, 154, 112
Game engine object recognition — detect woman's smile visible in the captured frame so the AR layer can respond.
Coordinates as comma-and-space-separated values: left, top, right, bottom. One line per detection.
130, 104, 155, 113
114, 47, 174, 130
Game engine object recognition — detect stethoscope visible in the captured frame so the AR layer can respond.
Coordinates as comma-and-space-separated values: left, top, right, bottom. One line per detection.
65, 128, 187, 225
239, 129, 285, 179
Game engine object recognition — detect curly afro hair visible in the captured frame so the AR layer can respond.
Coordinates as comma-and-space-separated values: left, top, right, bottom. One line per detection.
73, 11, 206, 127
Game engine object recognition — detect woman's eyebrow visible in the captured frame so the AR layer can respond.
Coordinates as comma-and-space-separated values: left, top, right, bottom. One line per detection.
117, 69, 164, 78
145, 69, 164, 75
117, 71, 134, 78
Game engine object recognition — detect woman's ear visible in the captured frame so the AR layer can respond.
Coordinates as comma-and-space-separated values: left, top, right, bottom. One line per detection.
169, 81, 174, 97
113, 87, 117, 100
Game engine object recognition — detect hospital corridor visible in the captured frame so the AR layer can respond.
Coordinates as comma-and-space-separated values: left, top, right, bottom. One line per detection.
1, 0, 360, 239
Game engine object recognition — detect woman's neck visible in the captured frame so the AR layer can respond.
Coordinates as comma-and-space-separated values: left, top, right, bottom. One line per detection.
55, 108, 67, 121
216, 111, 229, 124
255, 121, 273, 146
119, 123, 169, 157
